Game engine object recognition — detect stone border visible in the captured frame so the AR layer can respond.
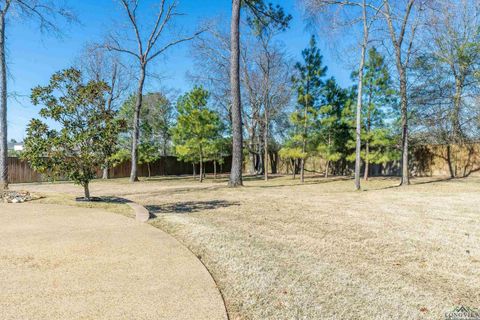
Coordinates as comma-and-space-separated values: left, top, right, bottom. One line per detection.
126, 202, 150, 222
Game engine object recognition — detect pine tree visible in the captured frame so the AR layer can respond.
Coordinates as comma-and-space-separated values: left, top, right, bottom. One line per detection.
316, 78, 351, 177
172, 87, 223, 182
349, 48, 399, 179
290, 35, 327, 182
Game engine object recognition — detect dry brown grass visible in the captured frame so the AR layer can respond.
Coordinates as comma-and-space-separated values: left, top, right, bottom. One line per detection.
21, 190, 134, 217
17, 175, 480, 320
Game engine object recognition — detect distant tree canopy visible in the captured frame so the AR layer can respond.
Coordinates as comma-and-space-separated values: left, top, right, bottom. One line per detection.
22, 68, 121, 199
115, 91, 175, 171
172, 86, 224, 182
13, 0, 480, 190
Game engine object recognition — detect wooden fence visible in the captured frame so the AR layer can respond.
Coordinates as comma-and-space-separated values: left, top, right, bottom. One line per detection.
8, 156, 232, 184
9, 143, 480, 184
247, 143, 480, 178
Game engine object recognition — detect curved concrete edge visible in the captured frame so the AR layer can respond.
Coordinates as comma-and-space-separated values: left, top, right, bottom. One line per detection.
125, 200, 230, 319
127, 201, 150, 222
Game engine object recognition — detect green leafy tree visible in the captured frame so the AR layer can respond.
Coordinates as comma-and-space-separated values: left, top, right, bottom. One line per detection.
22, 68, 120, 199
289, 35, 327, 182
204, 136, 230, 179
172, 87, 224, 182
138, 143, 160, 178
278, 140, 304, 179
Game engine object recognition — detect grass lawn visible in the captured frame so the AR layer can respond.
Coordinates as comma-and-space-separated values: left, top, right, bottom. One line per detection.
16, 175, 480, 320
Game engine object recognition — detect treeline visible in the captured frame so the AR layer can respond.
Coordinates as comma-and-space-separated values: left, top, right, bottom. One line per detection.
1, 0, 479, 196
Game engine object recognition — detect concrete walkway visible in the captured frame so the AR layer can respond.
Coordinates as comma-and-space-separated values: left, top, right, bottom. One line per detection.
0, 203, 227, 320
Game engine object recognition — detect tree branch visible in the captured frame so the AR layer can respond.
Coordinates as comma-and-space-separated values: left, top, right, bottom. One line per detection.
146, 30, 204, 63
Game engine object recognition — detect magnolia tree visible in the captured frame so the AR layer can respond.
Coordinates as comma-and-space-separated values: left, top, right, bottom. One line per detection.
22, 68, 121, 200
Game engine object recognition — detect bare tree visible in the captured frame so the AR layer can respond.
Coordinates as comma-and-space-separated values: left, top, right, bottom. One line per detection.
303, 0, 380, 190
379, 0, 424, 185
189, 21, 231, 125
425, 0, 480, 145
106, 0, 202, 182
0, 0, 74, 190
249, 10, 292, 181
410, 0, 480, 177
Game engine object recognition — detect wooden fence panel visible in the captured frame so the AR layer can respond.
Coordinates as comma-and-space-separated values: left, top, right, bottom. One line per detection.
8, 156, 232, 184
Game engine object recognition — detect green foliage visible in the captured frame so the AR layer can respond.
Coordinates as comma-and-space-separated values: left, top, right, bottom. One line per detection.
110, 148, 130, 166
316, 78, 352, 166
245, 0, 292, 36
8, 149, 22, 157
171, 86, 224, 165
22, 68, 120, 197
205, 136, 231, 165
348, 48, 400, 165
278, 146, 306, 160
115, 91, 174, 166
281, 36, 327, 163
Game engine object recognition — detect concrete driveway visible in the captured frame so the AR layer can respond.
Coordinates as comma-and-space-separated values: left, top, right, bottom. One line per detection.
0, 203, 227, 320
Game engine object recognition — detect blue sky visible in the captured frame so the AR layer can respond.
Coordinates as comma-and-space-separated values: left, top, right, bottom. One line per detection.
7, 0, 353, 141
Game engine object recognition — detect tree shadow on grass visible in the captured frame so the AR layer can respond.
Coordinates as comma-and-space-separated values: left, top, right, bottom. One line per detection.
370, 176, 453, 191
146, 200, 240, 215
98, 196, 133, 204
250, 176, 352, 188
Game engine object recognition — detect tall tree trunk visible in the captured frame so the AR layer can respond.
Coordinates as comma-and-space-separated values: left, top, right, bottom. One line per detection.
364, 83, 372, 181
449, 78, 464, 179
263, 54, 270, 182
199, 148, 203, 183
292, 159, 296, 179
102, 167, 109, 179
399, 72, 409, 185
364, 141, 369, 180
446, 144, 455, 178
325, 134, 332, 178
214, 160, 217, 179
147, 162, 151, 178
264, 109, 269, 181
300, 158, 305, 182
192, 163, 196, 179
130, 63, 146, 183
249, 151, 255, 174
270, 151, 277, 174
0, 14, 7, 190
228, 0, 243, 187
300, 94, 308, 183
248, 126, 256, 174
354, 1, 368, 191
452, 78, 464, 143
257, 141, 264, 175
384, 0, 414, 186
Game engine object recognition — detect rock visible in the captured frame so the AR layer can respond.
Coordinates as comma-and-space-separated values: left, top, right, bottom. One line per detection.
1, 190, 33, 203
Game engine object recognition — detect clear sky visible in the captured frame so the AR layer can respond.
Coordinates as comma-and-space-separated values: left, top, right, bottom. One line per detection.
7, 0, 353, 141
